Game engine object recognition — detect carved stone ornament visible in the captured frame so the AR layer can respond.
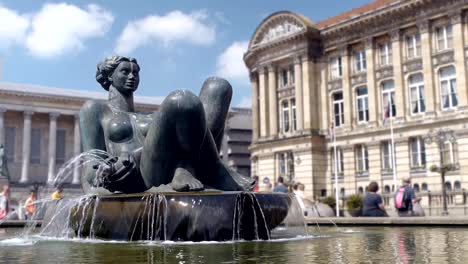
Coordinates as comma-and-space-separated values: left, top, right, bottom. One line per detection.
328, 79, 343, 91
433, 50, 454, 67
416, 20, 429, 34
390, 29, 400, 42
351, 73, 367, 86
449, 11, 462, 25
376, 66, 394, 80
403, 58, 423, 73
259, 20, 304, 45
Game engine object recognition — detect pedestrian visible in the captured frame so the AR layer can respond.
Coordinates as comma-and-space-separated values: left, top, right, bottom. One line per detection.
51, 186, 63, 200
293, 183, 306, 212
0, 185, 10, 219
252, 176, 259, 192
362, 181, 388, 217
24, 189, 37, 220
395, 177, 420, 216
259, 177, 272, 192
273, 176, 288, 193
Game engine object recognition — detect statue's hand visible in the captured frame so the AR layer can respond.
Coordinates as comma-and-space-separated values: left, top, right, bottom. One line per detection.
93, 154, 138, 192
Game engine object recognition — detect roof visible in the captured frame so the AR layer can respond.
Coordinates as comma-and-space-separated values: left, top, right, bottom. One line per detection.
316, 0, 400, 29
0, 82, 165, 106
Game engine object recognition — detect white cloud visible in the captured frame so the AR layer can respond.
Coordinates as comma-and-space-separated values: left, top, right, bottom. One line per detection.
237, 96, 252, 108
0, 6, 29, 49
115, 10, 216, 54
216, 41, 249, 83
25, 3, 114, 58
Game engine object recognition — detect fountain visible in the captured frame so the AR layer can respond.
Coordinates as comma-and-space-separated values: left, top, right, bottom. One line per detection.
41, 55, 305, 242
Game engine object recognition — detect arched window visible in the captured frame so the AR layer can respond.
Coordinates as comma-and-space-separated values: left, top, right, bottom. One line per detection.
445, 181, 452, 191
382, 80, 396, 119
422, 183, 428, 191
358, 187, 364, 194
454, 181, 461, 190
439, 66, 457, 109
413, 183, 420, 193
384, 185, 391, 193
408, 73, 425, 114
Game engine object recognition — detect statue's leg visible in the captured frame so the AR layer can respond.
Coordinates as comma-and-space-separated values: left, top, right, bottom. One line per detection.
198, 77, 232, 152
140, 90, 207, 191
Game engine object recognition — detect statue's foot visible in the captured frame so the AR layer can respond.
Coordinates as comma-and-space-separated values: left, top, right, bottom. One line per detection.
230, 169, 256, 191
171, 164, 204, 192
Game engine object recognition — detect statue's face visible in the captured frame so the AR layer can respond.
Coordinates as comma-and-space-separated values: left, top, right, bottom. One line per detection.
110, 61, 140, 94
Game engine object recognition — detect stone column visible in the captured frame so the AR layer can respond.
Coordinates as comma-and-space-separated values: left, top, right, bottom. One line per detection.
294, 56, 304, 131
47, 113, 59, 183
20, 111, 33, 183
419, 20, 436, 113
451, 12, 468, 107
365, 38, 378, 125
72, 115, 81, 184
250, 73, 260, 141
391, 30, 406, 120
258, 67, 268, 138
302, 55, 312, 129
319, 59, 329, 131
267, 64, 278, 136
0, 108, 6, 145
341, 47, 352, 128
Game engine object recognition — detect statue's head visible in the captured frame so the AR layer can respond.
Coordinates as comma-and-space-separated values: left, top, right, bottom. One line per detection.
96, 55, 140, 95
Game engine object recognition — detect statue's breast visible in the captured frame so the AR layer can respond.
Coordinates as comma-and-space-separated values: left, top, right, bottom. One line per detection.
107, 114, 134, 143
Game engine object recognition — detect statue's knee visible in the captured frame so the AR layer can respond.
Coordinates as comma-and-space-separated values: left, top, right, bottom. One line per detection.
200, 77, 232, 99
163, 90, 203, 115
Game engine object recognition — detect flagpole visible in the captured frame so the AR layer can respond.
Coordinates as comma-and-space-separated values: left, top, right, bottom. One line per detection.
388, 98, 398, 190
332, 122, 340, 217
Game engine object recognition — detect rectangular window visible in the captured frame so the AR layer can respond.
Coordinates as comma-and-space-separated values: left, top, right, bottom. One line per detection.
356, 87, 369, 123
410, 137, 426, 168
443, 141, 458, 165
440, 66, 458, 109
382, 81, 396, 119
379, 42, 392, 66
436, 25, 453, 51
30, 128, 41, 164
355, 50, 366, 72
5, 127, 15, 162
281, 101, 290, 133
330, 56, 342, 78
381, 141, 394, 171
331, 147, 344, 174
281, 69, 288, 87
409, 74, 426, 114
278, 152, 294, 178
56, 129, 66, 164
355, 144, 369, 172
406, 34, 421, 59
291, 99, 297, 131
333, 92, 344, 127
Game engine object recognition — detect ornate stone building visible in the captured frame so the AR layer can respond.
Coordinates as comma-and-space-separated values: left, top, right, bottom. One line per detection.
245, 0, 468, 201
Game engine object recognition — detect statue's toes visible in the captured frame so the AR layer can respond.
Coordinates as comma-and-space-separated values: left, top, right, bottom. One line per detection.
188, 179, 204, 191
171, 181, 189, 192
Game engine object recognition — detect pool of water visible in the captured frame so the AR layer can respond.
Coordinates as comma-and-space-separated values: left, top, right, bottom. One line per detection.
0, 226, 467, 263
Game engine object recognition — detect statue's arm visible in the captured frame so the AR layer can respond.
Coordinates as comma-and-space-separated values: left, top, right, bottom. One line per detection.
79, 100, 111, 194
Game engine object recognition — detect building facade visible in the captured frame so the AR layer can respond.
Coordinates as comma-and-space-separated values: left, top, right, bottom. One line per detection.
245, 0, 468, 202
0, 82, 252, 204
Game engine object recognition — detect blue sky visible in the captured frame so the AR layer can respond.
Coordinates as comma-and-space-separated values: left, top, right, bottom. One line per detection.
0, 0, 370, 106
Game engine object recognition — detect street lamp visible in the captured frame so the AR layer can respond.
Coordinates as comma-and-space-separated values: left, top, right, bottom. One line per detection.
424, 128, 457, 216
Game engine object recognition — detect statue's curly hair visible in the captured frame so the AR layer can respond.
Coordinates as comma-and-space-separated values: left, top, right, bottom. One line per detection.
95, 55, 139, 90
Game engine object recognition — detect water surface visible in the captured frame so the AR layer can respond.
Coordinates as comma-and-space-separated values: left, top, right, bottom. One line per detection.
1, 226, 467, 263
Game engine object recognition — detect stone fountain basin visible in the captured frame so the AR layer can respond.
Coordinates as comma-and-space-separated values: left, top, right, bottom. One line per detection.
46, 192, 293, 242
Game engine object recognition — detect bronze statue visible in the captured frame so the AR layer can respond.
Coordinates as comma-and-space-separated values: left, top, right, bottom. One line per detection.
0, 144, 10, 181
80, 56, 254, 194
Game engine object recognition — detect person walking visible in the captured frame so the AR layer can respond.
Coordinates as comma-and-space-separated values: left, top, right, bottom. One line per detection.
362, 181, 388, 217
51, 186, 64, 200
395, 177, 420, 216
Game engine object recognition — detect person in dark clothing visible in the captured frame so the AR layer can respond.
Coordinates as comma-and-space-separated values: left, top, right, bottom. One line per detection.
362, 181, 388, 217
273, 176, 288, 193
395, 177, 419, 216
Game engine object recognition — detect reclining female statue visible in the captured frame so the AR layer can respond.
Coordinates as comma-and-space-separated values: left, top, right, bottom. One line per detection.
80, 55, 254, 194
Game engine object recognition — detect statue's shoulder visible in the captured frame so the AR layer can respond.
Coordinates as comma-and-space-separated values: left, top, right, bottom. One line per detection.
81, 99, 108, 113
